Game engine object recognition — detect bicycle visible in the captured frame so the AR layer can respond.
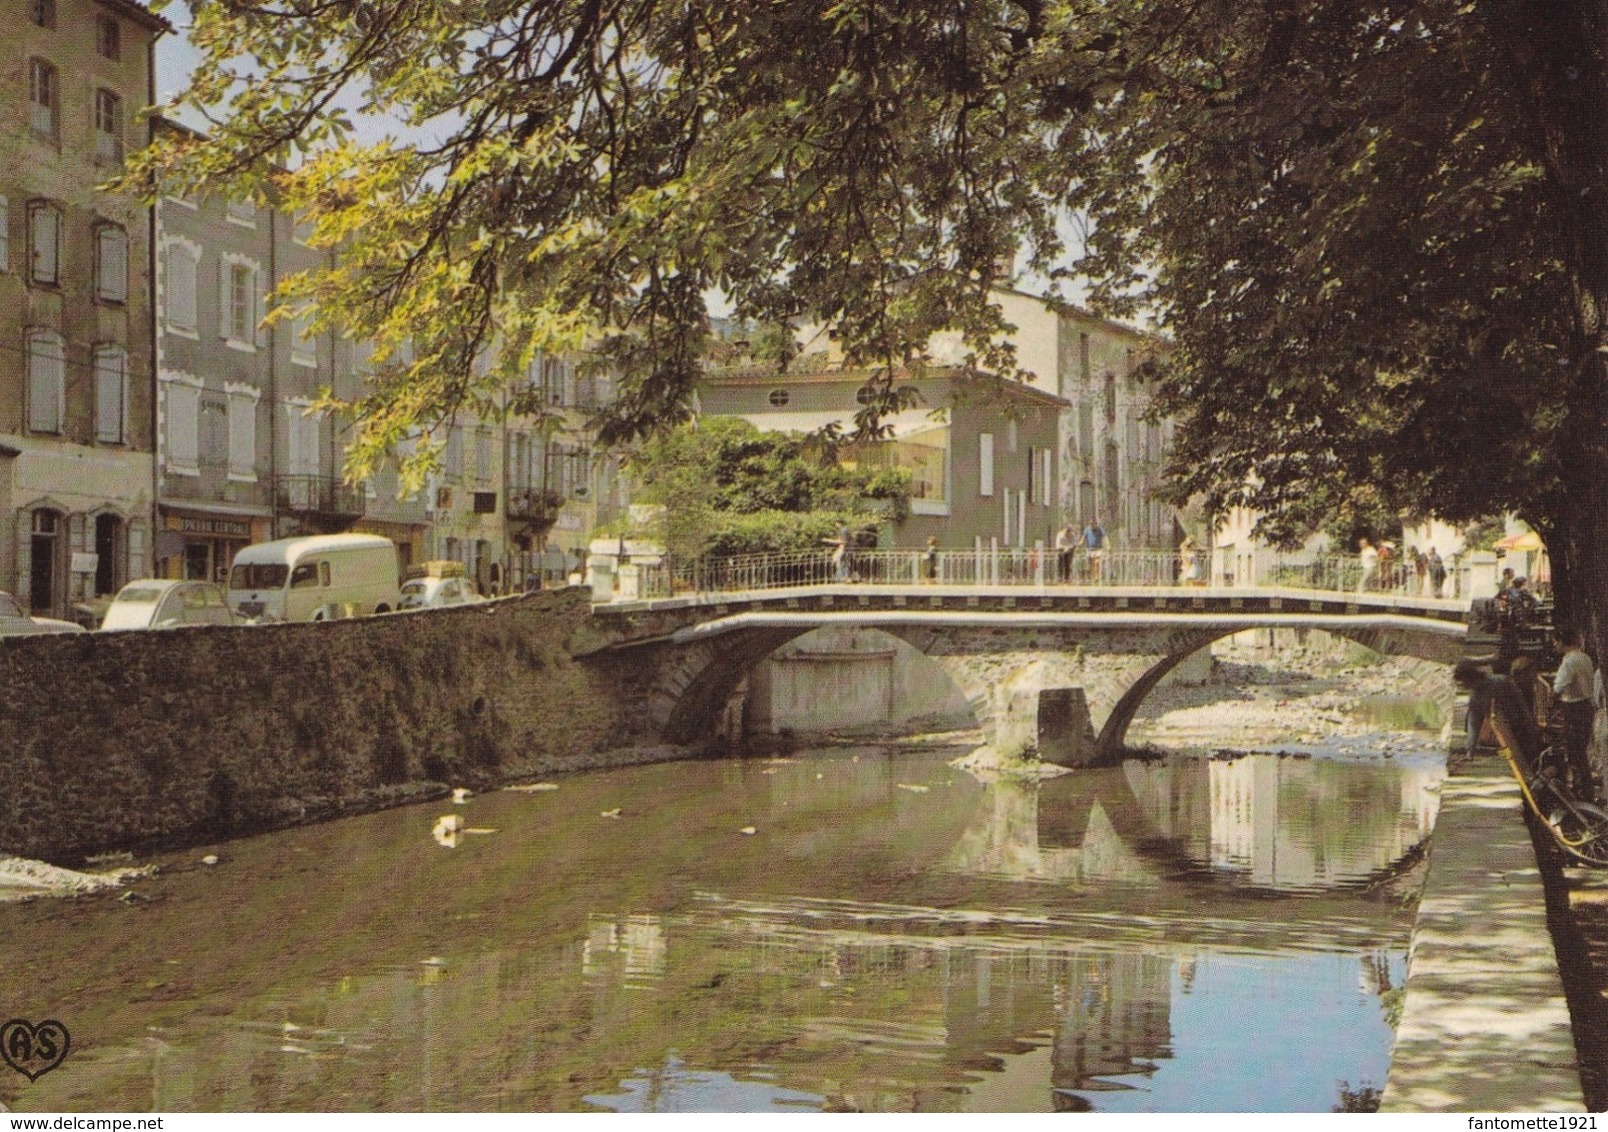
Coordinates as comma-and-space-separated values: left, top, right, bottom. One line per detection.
1489, 716, 1608, 866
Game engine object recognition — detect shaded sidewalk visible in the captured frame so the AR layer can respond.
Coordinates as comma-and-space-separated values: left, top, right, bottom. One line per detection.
1381, 757, 1586, 1111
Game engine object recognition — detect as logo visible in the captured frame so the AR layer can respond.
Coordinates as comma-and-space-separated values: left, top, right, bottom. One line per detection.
1, 1019, 70, 1081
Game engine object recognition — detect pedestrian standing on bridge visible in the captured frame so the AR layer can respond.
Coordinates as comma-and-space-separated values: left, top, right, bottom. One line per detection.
1083, 518, 1106, 583
1180, 535, 1202, 585
827, 526, 853, 583
1056, 524, 1077, 583
1428, 547, 1447, 598
1552, 628, 1598, 800
1357, 538, 1378, 593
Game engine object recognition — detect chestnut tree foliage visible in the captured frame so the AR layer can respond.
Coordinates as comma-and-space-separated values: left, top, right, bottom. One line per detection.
137, 0, 1608, 628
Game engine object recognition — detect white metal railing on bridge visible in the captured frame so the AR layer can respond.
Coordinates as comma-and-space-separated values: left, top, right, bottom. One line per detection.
623, 548, 1470, 602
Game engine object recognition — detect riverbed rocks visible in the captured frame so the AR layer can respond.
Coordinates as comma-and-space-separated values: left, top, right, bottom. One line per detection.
1130, 644, 1450, 755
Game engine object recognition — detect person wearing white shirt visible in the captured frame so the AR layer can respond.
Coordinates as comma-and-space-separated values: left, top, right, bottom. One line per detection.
1357, 538, 1379, 593
1553, 627, 1598, 799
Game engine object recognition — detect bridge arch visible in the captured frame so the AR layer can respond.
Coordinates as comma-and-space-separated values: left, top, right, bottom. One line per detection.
1097, 625, 1461, 757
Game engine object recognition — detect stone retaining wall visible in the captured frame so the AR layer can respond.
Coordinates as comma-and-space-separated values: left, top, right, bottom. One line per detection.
0, 589, 647, 863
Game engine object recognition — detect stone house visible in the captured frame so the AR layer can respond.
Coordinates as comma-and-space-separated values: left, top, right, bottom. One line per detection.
152, 118, 429, 581
503, 351, 625, 589
0, 0, 168, 616
972, 288, 1179, 551
698, 364, 1067, 551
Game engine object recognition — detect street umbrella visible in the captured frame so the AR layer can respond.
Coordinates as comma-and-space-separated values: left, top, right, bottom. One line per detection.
1495, 531, 1545, 553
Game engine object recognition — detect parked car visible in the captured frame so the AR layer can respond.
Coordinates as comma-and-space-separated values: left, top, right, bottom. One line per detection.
99, 580, 237, 631
0, 592, 85, 637
226, 533, 401, 622
399, 574, 487, 610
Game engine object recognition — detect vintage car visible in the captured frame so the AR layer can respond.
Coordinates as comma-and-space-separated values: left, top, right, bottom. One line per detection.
99, 580, 238, 631
398, 572, 487, 611
0, 591, 85, 636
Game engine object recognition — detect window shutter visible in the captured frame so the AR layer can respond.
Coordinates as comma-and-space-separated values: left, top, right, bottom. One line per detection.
254, 273, 267, 348
127, 520, 147, 580
98, 227, 128, 302
27, 333, 64, 433
14, 518, 31, 609
169, 383, 199, 468
1040, 448, 1052, 506
167, 246, 197, 331
218, 258, 230, 339
978, 433, 994, 497
95, 348, 126, 443
31, 205, 57, 285
228, 392, 257, 477
68, 512, 88, 603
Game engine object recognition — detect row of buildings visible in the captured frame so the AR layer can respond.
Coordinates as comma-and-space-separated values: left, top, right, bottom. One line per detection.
0, 0, 622, 616
0, 0, 1185, 620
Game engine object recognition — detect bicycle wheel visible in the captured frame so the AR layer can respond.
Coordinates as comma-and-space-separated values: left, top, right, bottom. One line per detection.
1547, 800, 1608, 867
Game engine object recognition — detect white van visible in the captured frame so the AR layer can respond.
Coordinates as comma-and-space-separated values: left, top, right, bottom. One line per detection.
227, 533, 401, 622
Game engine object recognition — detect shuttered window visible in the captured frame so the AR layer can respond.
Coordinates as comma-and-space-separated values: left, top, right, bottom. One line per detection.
94, 346, 128, 443
227, 388, 258, 479
165, 243, 198, 332
26, 330, 65, 434
29, 60, 57, 139
29, 201, 60, 286
96, 224, 128, 302
166, 380, 201, 472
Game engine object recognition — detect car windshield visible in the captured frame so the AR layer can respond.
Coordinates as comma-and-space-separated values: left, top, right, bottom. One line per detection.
230, 563, 288, 590
114, 587, 166, 604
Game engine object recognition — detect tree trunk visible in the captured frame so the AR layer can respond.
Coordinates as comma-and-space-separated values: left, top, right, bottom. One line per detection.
1494, 0, 1608, 658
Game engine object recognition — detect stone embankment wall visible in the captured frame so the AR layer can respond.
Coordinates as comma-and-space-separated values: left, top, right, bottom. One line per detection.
0, 589, 649, 863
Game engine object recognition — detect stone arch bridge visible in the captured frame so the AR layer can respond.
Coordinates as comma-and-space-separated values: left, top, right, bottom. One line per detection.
579, 585, 1469, 764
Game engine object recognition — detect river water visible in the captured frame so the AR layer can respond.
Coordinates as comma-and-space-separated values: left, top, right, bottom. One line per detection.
0, 745, 1441, 1113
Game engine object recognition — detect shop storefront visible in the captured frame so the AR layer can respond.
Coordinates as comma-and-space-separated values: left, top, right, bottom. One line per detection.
158, 507, 271, 584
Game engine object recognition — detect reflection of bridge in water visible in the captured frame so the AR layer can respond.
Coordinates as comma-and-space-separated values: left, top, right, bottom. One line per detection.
576, 749, 1436, 1110
10, 749, 1427, 1113
586, 584, 1468, 760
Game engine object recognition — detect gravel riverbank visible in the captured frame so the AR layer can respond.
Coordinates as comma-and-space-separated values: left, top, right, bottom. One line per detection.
1130, 641, 1451, 757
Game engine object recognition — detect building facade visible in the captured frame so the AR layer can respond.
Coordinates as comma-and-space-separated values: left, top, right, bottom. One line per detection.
984, 289, 1180, 552
698, 365, 1066, 551
153, 120, 429, 582
503, 352, 624, 588
0, 0, 167, 616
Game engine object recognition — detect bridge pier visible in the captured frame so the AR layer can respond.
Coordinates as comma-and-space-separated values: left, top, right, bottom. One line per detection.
996, 687, 1101, 767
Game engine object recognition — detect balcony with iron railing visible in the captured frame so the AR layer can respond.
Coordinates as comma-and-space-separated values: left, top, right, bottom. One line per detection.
506, 486, 566, 524
274, 474, 366, 519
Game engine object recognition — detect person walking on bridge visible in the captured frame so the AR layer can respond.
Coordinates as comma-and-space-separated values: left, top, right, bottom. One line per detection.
1552, 628, 1598, 801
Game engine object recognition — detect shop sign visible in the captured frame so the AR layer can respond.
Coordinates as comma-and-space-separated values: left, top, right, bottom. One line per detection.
173, 514, 253, 538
